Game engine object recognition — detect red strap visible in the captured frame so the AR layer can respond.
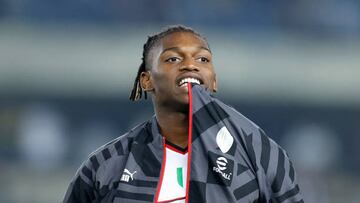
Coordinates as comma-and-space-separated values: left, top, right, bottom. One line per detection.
185, 83, 193, 203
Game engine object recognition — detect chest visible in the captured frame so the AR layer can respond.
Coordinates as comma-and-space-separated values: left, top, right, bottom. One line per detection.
157, 147, 188, 203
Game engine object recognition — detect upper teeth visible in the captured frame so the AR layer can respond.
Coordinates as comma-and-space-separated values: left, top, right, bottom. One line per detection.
179, 78, 200, 86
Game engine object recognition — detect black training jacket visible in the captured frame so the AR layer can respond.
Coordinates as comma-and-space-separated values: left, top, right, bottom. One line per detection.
63, 84, 303, 203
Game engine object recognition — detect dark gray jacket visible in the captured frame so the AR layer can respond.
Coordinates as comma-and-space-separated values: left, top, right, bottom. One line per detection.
64, 85, 303, 203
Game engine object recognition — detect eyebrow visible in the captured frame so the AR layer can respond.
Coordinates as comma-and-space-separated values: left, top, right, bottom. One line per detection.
161, 46, 212, 55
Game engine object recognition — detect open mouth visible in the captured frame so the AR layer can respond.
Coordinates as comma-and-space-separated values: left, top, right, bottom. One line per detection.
178, 77, 202, 87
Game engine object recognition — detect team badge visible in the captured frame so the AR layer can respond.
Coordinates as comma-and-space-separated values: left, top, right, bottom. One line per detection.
216, 126, 234, 153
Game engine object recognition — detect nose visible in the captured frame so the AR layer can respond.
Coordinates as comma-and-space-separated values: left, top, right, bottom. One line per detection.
179, 58, 199, 71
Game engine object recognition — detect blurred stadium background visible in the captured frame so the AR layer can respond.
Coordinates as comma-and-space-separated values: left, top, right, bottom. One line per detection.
1, 0, 360, 202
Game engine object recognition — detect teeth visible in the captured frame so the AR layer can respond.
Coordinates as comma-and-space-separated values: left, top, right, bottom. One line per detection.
179, 78, 200, 86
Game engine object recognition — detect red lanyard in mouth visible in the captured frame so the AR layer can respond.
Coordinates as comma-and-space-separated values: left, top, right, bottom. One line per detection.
185, 82, 193, 203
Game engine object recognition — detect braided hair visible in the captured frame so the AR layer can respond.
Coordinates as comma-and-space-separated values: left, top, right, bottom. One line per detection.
129, 25, 209, 101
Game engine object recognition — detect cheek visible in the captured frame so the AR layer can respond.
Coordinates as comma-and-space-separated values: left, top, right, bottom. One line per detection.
205, 70, 216, 81
151, 72, 173, 90
205, 71, 217, 89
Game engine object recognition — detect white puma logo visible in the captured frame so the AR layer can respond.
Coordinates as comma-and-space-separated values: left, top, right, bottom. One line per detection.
121, 169, 137, 182
124, 169, 137, 180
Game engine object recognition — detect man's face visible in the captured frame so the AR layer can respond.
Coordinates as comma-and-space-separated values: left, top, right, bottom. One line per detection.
141, 32, 217, 111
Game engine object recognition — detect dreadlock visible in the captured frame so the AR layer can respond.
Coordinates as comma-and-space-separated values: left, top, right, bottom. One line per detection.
129, 25, 209, 101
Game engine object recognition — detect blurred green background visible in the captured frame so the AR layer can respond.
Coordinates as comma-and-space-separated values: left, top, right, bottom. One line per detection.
0, 0, 360, 202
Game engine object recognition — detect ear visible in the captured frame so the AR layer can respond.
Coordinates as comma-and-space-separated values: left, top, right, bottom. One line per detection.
140, 71, 154, 91
212, 74, 218, 92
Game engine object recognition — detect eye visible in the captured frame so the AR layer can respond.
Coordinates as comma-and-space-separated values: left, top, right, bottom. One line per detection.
165, 57, 181, 63
196, 57, 210, 63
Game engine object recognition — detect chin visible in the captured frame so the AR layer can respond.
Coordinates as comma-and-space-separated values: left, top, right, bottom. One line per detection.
175, 96, 189, 108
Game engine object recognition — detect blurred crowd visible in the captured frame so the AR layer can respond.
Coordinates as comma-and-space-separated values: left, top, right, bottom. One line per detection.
0, 0, 359, 35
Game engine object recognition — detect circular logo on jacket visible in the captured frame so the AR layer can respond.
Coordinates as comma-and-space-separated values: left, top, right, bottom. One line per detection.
207, 151, 234, 186
216, 157, 228, 171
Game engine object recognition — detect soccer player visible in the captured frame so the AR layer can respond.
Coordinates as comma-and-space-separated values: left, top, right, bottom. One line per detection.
63, 25, 303, 203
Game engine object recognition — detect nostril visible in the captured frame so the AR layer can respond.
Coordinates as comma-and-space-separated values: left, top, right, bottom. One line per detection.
180, 65, 199, 71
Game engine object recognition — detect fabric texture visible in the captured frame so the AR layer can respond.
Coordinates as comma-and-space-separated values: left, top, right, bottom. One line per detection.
63, 85, 303, 203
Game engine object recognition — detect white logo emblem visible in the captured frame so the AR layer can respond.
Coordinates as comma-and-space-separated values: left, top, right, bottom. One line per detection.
216, 126, 234, 153
212, 156, 232, 180
216, 157, 228, 171
121, 169, 137, 182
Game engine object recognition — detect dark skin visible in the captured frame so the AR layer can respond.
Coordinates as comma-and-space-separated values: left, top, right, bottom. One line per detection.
140, 32, 217, 148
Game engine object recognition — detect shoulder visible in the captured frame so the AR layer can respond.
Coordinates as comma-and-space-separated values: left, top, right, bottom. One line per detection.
222, 106, 301, 201
85, 119, 152, 172
199, 91, 302, 201
63, 120, 153, 202
73, 120, 152, 184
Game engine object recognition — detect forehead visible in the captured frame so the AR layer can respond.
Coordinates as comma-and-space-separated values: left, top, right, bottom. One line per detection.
159, 32, 209, 51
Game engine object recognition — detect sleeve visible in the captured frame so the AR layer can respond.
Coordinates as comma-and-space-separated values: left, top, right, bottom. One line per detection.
257, 129, 304, 203
63, 158, 97, 203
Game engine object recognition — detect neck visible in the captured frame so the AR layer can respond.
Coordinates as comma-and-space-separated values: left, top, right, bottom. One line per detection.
154, 105, 189, 149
